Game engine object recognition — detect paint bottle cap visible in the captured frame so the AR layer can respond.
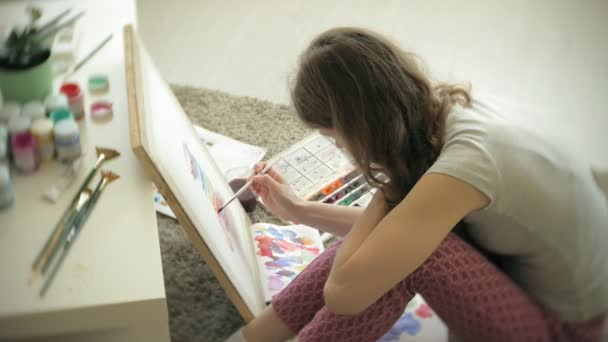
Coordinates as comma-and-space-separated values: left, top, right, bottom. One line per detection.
11, 131, 39, 172
0, 102, 21, 124
50, 108, 74, 123
90, 100, 113, 122
8, 115, 31, 134
11, 131, 36, 150
22, 101, 46, 121
60, 83, 81, 98
88, 74, 110, 93
44, 94, 69, 113
31, 118, 54, 143
54, 118, 79, 139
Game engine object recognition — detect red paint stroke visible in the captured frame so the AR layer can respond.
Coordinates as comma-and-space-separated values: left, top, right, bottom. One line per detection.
415, 303, 433, 319
213, 192, 234, 251
255, 235, 275, 258
254, 235, 319, 258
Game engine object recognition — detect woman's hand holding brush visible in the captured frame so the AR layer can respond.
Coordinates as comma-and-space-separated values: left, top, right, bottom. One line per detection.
249, 161, 304, 223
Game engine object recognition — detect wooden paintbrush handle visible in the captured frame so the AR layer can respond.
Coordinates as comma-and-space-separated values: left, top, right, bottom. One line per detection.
32, 167, 97, 269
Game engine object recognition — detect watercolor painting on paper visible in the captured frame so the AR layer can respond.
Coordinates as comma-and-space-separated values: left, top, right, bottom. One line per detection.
251, 223, 325, 301
184, 142, 235, 251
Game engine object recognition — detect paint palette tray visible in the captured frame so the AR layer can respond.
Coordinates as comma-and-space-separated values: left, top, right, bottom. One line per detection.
274, 133, 375, 208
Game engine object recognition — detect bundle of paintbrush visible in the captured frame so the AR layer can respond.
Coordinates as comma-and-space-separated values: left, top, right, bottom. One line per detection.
39, 170, 120, 296
30, 147, 120, 294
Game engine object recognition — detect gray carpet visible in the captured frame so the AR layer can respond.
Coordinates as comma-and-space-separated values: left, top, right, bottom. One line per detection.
157, 85, 310, 342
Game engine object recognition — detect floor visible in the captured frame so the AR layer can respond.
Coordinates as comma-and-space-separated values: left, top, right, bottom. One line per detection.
137, 0, 608, 167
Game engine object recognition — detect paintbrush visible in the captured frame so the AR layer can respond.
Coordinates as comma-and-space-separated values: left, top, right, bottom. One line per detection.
64, 33, 113, 79
32, 147, 120, 272
217, 159, 277, 213
36, 10, 86, 43
40, 171, 119, 297
29, 189, 92, 285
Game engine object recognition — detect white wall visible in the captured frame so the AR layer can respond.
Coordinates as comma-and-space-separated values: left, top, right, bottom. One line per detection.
138, 0, 608, 166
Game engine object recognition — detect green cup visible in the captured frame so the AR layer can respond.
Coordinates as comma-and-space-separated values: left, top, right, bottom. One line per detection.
50, 108, 74, 123
0, 55, 53, 103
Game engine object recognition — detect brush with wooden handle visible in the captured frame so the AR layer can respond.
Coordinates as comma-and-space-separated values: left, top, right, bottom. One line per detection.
28, 189, 92, 285
217, 159, 277, 213
40, 170, 119, 297
32, 147, 120, 276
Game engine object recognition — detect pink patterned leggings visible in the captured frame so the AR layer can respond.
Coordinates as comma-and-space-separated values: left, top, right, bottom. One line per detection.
272, 233, 605, 341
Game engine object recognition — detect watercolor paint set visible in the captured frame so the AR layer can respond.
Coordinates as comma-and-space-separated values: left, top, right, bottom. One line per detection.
273, 132, 376, 208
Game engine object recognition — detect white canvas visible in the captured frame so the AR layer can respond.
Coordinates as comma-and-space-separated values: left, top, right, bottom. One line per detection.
133, 34, 266, 316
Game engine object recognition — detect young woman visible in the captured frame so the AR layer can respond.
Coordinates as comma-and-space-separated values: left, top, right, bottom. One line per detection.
229, 27, 608, 341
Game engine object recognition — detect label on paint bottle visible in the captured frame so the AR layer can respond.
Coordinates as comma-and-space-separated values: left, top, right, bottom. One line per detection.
55, 137, 81, 161
54, 119, 82, 161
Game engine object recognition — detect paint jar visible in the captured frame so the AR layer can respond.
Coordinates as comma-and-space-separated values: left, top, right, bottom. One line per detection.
54, 119, 81, 161
22, 101, 46, 121
50, 108, 74, 123
88, 74, 110, 94
31, 118, 55, 162
44, 93, 69, 115
8, 115, 32, 136
60, 83, 85, 120
225, 167, 258, 212
0, 164, 14, 209
90, 100, 113, 122
11, 131, 39, 172
0, 101, 21, 125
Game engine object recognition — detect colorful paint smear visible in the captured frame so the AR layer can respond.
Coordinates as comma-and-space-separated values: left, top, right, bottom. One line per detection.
415, 303, 434, 319
252, 224, 324, 301
379, 313, 422, 341
183, 143, 234, 251
379, 297, 440, 342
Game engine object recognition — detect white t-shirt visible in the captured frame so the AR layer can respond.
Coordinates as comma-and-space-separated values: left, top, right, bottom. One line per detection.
426, 96, 608, 321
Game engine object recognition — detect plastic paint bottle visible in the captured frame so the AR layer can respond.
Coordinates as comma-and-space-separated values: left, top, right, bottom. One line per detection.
44, 93, 69, 115
60, 83, 85, 120
50, 108, 74, 123
54, 119, 81, 161
31, 119, 55, 162
0, 102, 21, 125
0, 125, 7, 164
0, 164, 14, 209
8, 115, 32, 136
11, 131, 39, 172
22, 101, 46, 121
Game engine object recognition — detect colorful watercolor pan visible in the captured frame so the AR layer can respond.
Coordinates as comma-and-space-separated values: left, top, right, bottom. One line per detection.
272, 133, 376, 220
337, 184, 372, 206
322, 175, 366, 204
272, 133, 358, 198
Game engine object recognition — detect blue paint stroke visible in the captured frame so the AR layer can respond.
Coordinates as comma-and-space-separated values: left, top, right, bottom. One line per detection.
378, 313, 421, 341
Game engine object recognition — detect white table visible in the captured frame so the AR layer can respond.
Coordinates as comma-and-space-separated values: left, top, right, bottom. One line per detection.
0, 1, 170, 341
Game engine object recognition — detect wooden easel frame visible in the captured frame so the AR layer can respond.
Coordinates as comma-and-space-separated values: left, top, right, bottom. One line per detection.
124, 24, 260, 322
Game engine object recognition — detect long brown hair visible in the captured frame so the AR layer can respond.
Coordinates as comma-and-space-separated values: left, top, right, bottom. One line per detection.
291, 27, 471, 206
